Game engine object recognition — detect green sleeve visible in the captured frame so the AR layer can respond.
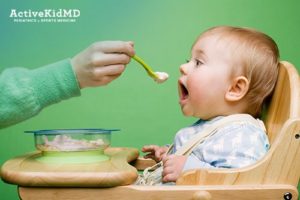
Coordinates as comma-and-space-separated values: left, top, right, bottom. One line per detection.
0, 59, 81, 129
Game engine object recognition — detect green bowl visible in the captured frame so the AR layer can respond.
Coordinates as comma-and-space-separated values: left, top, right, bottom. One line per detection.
26, 129, 119, 164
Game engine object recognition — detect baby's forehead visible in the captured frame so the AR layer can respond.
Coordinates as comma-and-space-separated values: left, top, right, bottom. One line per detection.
192, 34, 236, 54
192, 34, 243, 70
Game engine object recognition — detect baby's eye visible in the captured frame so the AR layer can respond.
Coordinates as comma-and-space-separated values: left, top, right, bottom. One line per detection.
194, 59, 203, 67
185, 59, 190, 63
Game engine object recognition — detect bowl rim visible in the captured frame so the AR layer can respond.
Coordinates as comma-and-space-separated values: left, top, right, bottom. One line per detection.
24, 128, 120, 135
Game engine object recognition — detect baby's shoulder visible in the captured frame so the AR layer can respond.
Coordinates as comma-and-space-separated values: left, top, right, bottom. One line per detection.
215, 119, 268, 141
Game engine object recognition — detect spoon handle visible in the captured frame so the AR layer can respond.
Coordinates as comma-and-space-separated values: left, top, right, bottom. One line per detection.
132, 55, 158, 79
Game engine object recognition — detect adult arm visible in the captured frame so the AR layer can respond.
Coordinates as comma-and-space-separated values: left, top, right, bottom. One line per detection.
0, 59, 80, 128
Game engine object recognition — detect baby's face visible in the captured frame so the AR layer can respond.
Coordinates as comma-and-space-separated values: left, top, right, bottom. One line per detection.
178, 34, 234, 119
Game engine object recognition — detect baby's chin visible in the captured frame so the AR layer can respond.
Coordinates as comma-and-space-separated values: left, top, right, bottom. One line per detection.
180, 108, 206, 119
180, 107, 193, 117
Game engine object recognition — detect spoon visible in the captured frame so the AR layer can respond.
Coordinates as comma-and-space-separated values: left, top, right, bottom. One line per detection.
132, 55, 159, 79
132, 55, 169, 83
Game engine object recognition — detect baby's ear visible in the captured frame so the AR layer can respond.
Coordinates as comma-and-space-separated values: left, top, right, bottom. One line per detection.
225, 76, 249, 102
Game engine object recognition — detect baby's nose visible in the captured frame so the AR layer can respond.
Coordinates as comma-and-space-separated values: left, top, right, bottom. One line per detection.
179, 64, 187, 75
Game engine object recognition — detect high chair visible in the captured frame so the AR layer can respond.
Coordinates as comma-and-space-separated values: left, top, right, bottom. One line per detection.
1, 61, 300, 200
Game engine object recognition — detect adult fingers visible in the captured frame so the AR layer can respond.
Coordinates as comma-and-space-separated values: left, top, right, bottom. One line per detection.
91, 53, 131, 66
93, 64, 126, 77
91, 41, 135, 57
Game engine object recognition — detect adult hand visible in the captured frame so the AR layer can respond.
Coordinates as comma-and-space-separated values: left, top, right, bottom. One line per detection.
71, 41, 135, 88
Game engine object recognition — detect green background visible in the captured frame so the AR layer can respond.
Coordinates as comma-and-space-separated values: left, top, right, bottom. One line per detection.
1, 0, 299, 199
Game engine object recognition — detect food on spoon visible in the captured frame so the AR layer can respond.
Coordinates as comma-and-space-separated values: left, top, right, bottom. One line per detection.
132, 55, 169, 84
154, 72, 169, 83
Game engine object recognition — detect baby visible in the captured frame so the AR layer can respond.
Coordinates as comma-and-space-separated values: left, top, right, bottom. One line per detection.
141, 26, 279, 184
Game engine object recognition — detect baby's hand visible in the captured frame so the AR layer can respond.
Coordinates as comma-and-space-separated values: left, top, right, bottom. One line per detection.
162, 154, 187, 183
71, 41, 135, 88
142, 145, 169, 162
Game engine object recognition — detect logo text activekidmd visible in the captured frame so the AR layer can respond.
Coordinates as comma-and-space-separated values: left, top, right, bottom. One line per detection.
9, 9, 80, 18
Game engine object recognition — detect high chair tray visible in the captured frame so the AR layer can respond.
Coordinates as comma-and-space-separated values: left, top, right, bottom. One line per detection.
0, 147, 139, 187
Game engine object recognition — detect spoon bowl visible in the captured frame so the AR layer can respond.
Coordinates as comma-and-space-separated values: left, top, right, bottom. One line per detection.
132, 55, 169, 83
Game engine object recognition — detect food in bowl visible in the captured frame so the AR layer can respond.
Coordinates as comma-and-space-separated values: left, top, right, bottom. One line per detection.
37, 135, 106, 151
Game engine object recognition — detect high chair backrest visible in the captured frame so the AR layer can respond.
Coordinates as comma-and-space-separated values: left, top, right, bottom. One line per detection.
265, 61, 300, 144
177, 61, 300, 187
262, 61, 300, 186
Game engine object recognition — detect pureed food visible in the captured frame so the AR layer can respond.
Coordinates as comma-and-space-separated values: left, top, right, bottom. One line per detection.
154, 71, 169, 83
37, 135, 107, 151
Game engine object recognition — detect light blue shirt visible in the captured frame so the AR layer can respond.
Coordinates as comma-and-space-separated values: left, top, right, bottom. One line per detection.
172, 116, 270, 171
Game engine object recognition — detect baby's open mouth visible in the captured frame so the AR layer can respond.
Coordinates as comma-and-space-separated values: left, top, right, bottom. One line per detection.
179, 81, 189, 100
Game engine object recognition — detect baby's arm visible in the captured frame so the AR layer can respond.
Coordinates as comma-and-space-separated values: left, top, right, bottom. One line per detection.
142, 145, 169, 162
158, 122, 269, 183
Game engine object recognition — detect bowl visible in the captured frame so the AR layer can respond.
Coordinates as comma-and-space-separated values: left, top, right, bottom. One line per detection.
25, 129, 119, 164
26, 129, 119, 152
